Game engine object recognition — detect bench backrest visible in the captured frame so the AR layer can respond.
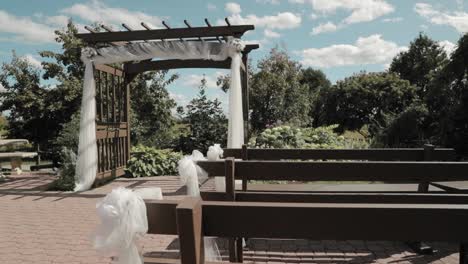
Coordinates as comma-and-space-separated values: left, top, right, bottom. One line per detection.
145, 197, 468, 264
223, 145, 457, 161
197, 159, 468, 183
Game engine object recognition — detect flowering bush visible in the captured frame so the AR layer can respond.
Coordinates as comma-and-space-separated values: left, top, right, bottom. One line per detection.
250, 125, 369, 149
126, 146, 182, 177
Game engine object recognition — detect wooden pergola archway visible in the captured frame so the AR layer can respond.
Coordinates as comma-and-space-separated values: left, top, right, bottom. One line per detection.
76, 18, 258, 184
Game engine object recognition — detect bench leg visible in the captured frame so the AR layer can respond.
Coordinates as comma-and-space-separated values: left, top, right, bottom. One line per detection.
406, 241, 435, 255
236, 237, 243, 262
229, 238, 237, 262
461, 242, 468, 264
405, 182, 434, 255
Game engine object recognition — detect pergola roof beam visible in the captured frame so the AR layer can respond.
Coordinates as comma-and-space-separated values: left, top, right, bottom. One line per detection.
101, 24, 132, 45
125, 59, 232, 74
84, 25, 119, 46
123, 44, 258, 74
184, 20, 203, 41
140, 22, 164, 41
77, 24, 254, 44
162, 21, 183, 41
140, 22, 152, 30
122, 23, 150, 43
204, 18, 223, 43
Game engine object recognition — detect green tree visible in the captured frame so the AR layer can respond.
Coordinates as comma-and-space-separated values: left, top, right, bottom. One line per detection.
426, 33, 468, 153
130, 71, 179, 147
389, 33, 448, 96
0, 52, 50, 147
0, 114, 7, 138
0, 21, 87, 158
250, 48, 310, 131
372, 101, 429, 147
316, 72, 418, 133
300, 67, 331, 126
178, 78, 227, 153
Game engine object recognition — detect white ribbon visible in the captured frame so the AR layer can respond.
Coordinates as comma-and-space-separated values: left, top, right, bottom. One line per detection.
93, 187, 163, 264
177, 145, 224, 262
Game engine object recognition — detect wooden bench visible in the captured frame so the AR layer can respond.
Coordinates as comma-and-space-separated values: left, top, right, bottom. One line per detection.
223, 145, 457, 191
144, 197, 468, 264
197, 158, 468, 260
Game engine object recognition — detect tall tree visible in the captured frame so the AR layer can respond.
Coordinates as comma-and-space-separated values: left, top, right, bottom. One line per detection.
250, 48, 309, 131
0, 114, 7, 138
177, 78, 227, 153
426, 33, 468, 153
130, 71, 178, 147
300, 67, 331, 126
316, 72, 418, 133
389, 33, 448, 96
0, 52, 52, 148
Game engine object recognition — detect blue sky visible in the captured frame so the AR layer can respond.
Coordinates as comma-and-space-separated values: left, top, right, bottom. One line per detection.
1, 0, 467, 110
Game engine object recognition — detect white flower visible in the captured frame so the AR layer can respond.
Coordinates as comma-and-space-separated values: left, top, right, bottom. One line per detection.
81, 47, 98, 60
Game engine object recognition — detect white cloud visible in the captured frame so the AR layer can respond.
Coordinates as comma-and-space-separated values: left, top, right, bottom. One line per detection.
294, 0, 394, 24
311, 22, 338, 35
439, 40, 456, 56
299, 34, 407, 68
21, 54, 42, 68
414, 3, 468, 33
169, 92, 188, 106
225, 2, 242, 14
224, 12, 302, 30
44, 15, 69, 27
309, 13, 319, 20
61, 0, 163, 29
382, 17, 403, 23
256, 0, 280, 4
264, 29, 281, 38
207, 3, 217, 11
220, 3, 301, 30
181, 72, 225, 89
0, 10, 55, 43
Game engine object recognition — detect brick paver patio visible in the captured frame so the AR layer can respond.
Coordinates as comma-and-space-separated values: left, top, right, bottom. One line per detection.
0, 173, 460, 263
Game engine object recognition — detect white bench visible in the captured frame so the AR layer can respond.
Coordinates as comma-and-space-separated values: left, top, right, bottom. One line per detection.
0, 139, 37, 173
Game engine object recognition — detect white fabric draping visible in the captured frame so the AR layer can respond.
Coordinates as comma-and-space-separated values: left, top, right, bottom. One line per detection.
178, 150, 207, 196
75, 39, 246, 191
177, 145, 224, 262
93, 187, 163, 264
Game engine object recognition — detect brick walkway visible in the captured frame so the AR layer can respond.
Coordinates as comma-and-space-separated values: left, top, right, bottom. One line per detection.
0, 173, 460, 264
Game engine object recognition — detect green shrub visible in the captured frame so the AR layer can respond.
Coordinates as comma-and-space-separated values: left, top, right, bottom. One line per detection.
126, 146, 182, 177
250, 125, 369, 149
48, 148, 76, 191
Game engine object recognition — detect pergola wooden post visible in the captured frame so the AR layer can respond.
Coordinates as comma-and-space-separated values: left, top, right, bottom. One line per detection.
75, 18, 258, 185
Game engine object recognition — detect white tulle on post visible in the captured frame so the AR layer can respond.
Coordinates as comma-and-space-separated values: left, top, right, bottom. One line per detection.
75, 39, 247, 191
75, 49, 99, 192
206, 144, 226, 192
227, 39, 245, 148
207, 144, 224, 161
178, 150, 210, 196
93, 187, 163, 264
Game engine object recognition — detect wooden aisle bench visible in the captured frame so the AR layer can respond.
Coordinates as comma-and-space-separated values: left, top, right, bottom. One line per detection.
197, 158, 468, 260
144, 197, 468, 264
223, 144, 457, 192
